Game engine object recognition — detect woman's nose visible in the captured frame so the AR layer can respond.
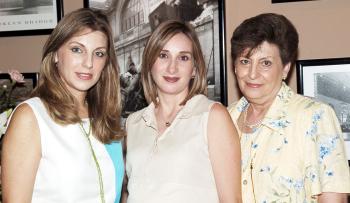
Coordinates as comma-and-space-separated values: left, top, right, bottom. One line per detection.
248, 63, 259, 79
83, 53, 93, 69
166, 57, 178, 74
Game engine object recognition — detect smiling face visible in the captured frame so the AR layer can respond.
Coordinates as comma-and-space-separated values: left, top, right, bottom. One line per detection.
235, 41, 290, 105
151, 32, 195, 99
55, 29, 108, 98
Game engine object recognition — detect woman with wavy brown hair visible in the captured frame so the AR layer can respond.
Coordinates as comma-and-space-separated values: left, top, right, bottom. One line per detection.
2, 8, 124, 203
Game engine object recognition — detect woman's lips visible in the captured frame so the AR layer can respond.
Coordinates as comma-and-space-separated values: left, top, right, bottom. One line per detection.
76, 72, 93, 80
164, 76, 179, 83
246, 82, 262, 88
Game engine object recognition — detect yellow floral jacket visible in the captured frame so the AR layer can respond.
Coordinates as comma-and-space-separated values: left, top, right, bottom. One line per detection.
228, 83, 350, 203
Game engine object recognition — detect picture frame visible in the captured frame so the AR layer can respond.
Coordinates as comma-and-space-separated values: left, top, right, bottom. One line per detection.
0, 0, 63, 37
0, 72, 39, 113
296, 57, 350, 160
84, 0, 227, 119
272, 0, 315, 3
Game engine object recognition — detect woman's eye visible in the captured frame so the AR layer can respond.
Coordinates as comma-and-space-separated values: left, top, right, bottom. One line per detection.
71, 47, 82, 53
179, 55, 190, 61
159, 53, 168, 59
239, 59, 250, 65
95, 51, 106, 57
261, 60, 272, 66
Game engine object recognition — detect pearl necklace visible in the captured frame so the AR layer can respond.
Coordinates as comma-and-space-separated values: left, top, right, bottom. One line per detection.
243, 105, 263, 129
79, 121, 105, 203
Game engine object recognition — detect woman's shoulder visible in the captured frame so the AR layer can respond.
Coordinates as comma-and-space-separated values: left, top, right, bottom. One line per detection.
186, 94, 216, 113
288, 94, 335, 119
7, 102, 38, 134
20, 97, 44, 109
125, 106, 149, 124
291, 94, 332, 110
10, 97, 40, 120
208, 102, 231, 119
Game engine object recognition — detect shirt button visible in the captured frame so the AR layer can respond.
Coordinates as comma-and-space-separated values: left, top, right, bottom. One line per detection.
243, 180, 247, 185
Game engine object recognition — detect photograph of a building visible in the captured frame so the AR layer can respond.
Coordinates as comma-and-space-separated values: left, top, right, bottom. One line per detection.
87, 0, 223, 117
315, 72, 350, 134
0, 0, 54, 16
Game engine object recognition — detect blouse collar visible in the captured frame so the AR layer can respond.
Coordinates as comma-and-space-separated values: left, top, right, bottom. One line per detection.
134, 94, 210, 128
231, 82, 294, 134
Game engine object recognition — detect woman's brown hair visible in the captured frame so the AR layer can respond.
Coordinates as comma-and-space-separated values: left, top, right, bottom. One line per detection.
32, 8, 123, 143
141, 20, 207, 105
231, 13, 299, 66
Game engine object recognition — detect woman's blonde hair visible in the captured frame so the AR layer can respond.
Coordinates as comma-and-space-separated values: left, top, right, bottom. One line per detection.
141, 20, 207, 105
32, 8, 123, 143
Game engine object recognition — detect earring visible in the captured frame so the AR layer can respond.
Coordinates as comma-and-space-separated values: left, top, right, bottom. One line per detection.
282, 76, 286, 81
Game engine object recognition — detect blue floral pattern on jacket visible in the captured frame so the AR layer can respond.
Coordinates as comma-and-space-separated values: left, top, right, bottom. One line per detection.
228, 82, 350, 203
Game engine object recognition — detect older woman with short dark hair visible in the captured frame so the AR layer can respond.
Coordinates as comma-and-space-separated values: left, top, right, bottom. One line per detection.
228, 13, 350, 202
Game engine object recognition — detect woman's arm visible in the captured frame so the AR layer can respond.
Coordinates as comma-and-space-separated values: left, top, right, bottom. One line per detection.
207, 103, 242, 203
120, 175, 128, 203
120, 137, 128, 203
1, 104, 41, 203
318, 192, 348, 203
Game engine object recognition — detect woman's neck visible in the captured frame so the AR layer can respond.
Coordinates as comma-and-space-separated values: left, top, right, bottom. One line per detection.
155, 93, 185, 133
248, 102, 270, 116
74, 94, 88, 119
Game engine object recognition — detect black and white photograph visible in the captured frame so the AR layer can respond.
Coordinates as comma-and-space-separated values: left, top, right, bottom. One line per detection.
0, 0, 63, 36
84, 0, 227, 118
297, 57, 350, 159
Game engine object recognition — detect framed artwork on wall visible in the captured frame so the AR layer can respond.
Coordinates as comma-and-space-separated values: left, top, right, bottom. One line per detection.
272, 0, 315, 3
0, 0, 63, 37
296, 57, 350, 160
84, 0, 228, 119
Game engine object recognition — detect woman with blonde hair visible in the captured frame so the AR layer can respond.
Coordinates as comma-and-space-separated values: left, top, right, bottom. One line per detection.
125, 20, 242, 203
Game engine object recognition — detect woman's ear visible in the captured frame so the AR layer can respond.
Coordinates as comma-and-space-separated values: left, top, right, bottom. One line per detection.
282, 62, 291, 79
54, 52, 58, 63
192, 66, 196, 78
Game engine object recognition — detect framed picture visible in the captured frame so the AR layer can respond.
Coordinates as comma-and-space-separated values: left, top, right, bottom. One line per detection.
296, 57, 350, 160
84, 0, 227, 118
0, 72, 39, 113
272, 0, 315, 3
0, 0, 63, 37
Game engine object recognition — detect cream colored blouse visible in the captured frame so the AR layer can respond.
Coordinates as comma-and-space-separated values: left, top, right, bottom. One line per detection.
126, 94, 219, 203
228, 83, 350, 203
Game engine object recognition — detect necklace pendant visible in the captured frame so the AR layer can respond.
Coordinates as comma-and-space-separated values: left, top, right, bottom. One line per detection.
165, 122, 171, 127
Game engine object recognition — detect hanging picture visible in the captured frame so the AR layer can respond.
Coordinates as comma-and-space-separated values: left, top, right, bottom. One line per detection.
272, 0, 315, 3
0, 0, 63, 37
85, 0, 228, 120
297, 57, 350, 160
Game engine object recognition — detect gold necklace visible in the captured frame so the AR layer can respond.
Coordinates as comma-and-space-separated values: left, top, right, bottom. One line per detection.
79, 121, 105, 203
239, 110, 258, 203
161, 106, 183, 128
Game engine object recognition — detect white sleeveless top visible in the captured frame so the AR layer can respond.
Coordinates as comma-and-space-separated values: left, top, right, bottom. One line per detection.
17, 97, 117, 203
126, 94, 219, 203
